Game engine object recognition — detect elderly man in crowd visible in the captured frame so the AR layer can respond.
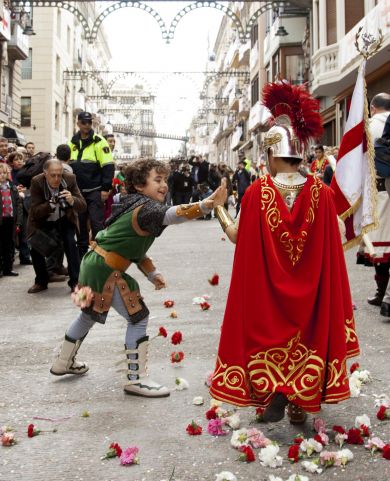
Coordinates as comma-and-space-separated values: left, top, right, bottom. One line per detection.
27, 159, 86, 293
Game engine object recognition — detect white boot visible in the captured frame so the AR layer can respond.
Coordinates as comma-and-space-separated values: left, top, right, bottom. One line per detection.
123, 336, 170, 398
50, 336, 89, 376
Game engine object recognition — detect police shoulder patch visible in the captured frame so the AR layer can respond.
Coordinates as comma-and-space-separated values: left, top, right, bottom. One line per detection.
103, 146, 110, 154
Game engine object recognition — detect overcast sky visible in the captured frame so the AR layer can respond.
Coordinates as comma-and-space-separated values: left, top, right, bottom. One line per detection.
103, 1, 224, 155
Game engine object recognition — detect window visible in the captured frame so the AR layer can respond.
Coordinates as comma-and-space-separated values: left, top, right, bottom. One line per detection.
57, 9, 61, 38
67, 26, 71, 52
21, 97, 32, 127
272, 53, 279, 80
21, 48, 32, 80
345, 0, 364, 34
326, 0, 337, 45
285, 54, 305, 84
265, 63, 271, 83
55, 101, 60, 130
250, 23, 258, 47
251, 74, 259, 106
56, 55, 61, 84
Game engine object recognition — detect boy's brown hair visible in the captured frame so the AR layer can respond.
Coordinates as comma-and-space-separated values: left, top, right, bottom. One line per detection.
7, 152, 24, 166
125, 159, 170, 193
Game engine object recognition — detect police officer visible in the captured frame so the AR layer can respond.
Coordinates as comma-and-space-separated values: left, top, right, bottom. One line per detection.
69, 112, 114, 258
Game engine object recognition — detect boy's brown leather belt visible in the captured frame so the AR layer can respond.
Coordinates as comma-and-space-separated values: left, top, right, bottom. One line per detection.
90, 241, 131, 272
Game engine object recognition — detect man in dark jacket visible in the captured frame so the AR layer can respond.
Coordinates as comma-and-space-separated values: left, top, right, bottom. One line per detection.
69, 111, 114, 258
232, 160, 251, 217
27, 159, 86, 293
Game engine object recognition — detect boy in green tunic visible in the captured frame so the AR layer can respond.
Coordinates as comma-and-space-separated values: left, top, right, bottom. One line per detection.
50, 159, 227, 398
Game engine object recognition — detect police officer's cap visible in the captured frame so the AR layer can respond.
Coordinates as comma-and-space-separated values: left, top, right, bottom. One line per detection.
78, 111, 93, 122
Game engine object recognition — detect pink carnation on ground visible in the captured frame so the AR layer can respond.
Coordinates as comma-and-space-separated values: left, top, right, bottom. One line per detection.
247, 428, 271, 448
313, 417, 326, 433
207, 418, 227, 436
119, 446, 139, 466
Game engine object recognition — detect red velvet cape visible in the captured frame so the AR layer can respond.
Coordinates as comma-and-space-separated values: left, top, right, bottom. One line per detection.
210, 175, 359, 413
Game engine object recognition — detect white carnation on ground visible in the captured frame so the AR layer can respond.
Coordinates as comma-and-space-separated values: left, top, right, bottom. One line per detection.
258, 444, 283, 468
299, 438, 323, 456
349, 374, 362, 397
301, 460, 323, 474
355, 414, 371, 428
224, 413, 241, 430
192, 396, 204, 405
175, 377, 189, 391
287, 475, 310, 481
356, 369, 372, 383
230, 428, 249, 448
336, 448, 354, 466
268, 476, 284, 481
215, 471, 237, 481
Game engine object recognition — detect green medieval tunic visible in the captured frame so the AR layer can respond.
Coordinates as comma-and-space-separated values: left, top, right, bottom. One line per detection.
78, 194, 169, 323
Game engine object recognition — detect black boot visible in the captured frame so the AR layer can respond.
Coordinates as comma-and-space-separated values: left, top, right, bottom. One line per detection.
367, 268, 389, 306
380, 302, 390, 317
263, 393, 289, 422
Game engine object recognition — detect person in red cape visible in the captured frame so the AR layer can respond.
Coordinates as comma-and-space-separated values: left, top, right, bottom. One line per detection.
210, 80, 360, 424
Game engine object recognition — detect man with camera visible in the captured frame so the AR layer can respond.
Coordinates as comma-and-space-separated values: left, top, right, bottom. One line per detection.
27, 159, 86, 293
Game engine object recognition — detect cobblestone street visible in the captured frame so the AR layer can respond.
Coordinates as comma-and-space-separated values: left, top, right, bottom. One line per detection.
1, 219, 390, 481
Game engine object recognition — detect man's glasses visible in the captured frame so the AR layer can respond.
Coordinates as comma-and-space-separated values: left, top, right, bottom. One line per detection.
80, 120, 92, 125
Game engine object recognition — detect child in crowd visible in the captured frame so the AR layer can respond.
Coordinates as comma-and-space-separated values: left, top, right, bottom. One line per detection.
0, 163, 22, 277
50, 159, 226, 399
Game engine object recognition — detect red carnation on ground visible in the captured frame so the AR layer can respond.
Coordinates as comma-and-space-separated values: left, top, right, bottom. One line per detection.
383, 444, 390, 460
314, 434, 327, 446
171, 331, 183, 345
288, 444, 300, 463
350, 362, 360, 374
164, 300, 174, 308
110, 442, 122, 457
255, 407, 265, 422
200, 302, 211, 311
332, 425, 346, 434
171, 351, 184, 363
186, 421, 202, 435
377, 405, 390, 421
360, 424, 370, 437
238, 445, 255, 463
27, 424, 40, 438
294, 436, 304, 445
206, 407, 218, 420
158, 326, 167, 338
208, 274, 219, 286
347, 428, 364, 445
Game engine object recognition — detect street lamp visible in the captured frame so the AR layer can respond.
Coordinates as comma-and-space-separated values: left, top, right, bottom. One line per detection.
78, 85, 86, 94
22, 7, 36, 36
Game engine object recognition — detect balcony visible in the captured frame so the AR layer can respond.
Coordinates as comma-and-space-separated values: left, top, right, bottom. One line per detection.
0, 7, 11, 41
311, 2, 390, 96
8, 24, 29, 60
224, 38, 240, 70
248, 101, 270, 133
238, 40, 250, 68
228, 87, 240, 112
250, 41, 258, 72
264, 16, 307, 66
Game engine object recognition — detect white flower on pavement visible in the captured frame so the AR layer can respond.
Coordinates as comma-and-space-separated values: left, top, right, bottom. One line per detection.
299, 438, 323, 456
349, 374, 362, 397
301, 460, 323, 474
356, 369, 371, 383
175, 377, 189, 391
355, 414, 371, 428
335, 448, 354, 467
230, 428, 249, 448
258, 444, 283, 468
224, 413, 241, 430
334, 432, 348, 448
215, 471, 237, 481
287, 475, 310, 481
268, 476, 284, 481
210, 399, 222, 408
192, 396, 204, 405
373, 393, 390, 407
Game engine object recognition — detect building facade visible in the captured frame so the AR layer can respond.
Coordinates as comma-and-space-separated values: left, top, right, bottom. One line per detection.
20, 4, 111, 153
0, 0, 30, 145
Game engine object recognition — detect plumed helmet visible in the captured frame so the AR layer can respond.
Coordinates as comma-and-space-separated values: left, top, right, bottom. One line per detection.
260, 80, 323, 161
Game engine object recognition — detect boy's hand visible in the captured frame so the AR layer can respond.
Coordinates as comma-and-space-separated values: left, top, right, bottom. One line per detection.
153, 274, 167, 290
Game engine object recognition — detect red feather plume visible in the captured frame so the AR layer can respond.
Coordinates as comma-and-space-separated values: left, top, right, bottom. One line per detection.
262, 80, 323, 146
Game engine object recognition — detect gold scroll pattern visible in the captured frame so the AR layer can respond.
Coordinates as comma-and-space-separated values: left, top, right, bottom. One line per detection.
260, 175, 322, 266
345, 317, 358, 344
260, 175, 282, 231
248, 333, 325, 402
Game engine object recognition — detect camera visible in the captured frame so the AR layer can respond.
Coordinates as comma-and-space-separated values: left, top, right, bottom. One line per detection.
52, 191, 69, 210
